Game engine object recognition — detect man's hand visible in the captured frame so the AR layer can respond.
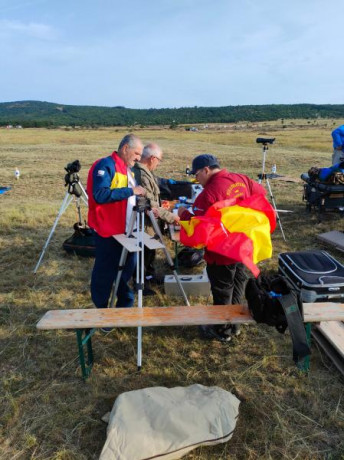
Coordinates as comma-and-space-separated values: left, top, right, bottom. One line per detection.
177, 206, 188, 217
173, 215, 180, 224
336, 146, 343, 150
151, 207, 159, 218
133, 185, 146, 196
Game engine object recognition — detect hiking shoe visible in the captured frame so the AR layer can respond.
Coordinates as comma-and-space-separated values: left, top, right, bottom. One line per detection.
199, 325, 232, 342
100, 327, 113, 333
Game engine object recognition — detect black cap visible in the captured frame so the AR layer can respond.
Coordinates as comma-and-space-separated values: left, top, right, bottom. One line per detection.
190, 154, 220, 175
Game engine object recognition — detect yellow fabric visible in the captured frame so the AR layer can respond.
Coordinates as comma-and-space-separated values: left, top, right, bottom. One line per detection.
180, 218, 201, 237
219, 205, 272, 263
110, 171, 128, 189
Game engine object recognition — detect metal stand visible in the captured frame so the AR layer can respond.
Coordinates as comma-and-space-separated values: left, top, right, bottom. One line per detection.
109, 197, 190, 370
33, 180, 88, 273
257, 139, 286, 241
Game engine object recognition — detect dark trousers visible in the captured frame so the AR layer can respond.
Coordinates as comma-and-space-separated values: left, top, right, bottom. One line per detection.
144, 247, 156, 276
206, 262, 248, 305
91, 235, 136, 309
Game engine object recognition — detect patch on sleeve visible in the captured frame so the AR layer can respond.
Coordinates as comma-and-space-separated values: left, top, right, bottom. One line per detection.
97, 170, 105, 176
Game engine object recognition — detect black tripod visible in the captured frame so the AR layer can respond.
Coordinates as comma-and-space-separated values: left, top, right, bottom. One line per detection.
109, 196, 190, 370
256, 138, 286, 241
34, 161, 88, 273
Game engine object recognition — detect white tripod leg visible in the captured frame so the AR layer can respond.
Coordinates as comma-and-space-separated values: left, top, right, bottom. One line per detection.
109, 210, 137, 308
265, 178, 286, 241
34, 192, 73, 273
147, 209, 190, 306
137, 210, 145, 371
258, 147, 267, 184
79, 181, 88, 206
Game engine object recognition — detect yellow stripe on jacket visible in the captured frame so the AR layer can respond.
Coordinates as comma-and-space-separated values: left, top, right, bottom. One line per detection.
110, 171, 128, 189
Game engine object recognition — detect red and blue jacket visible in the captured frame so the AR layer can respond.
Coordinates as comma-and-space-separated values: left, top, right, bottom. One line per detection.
87, 151, 134, 237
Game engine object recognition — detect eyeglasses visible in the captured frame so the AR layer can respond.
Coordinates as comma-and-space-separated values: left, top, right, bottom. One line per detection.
194, 168, 204, 178
153, 156, 162, 162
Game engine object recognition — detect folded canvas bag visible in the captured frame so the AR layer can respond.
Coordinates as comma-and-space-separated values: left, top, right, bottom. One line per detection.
100, 384, 240, 460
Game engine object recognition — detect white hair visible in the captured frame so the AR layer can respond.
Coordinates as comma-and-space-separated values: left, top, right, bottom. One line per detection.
141, 143, 161, 161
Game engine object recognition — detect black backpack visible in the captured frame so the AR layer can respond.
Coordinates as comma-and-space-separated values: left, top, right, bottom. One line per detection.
175, 247, 204, 268
62, 223, 96, 257
245, 274, 310, 365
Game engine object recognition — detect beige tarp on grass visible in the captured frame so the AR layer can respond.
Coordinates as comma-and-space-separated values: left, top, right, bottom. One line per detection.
100, 384, 240, 460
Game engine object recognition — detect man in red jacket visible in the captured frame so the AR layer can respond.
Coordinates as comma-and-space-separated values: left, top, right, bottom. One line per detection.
178, 154, 266, 342
87, 134, 146, 317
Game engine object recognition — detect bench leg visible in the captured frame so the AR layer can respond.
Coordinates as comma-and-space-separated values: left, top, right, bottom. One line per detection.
76, 328, 96, 380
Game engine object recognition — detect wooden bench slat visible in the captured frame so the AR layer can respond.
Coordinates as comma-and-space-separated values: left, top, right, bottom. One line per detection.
302, 302, 344, 322
36, 303, 344, 331
37, 305, 254, 330
316, 321, 344, 357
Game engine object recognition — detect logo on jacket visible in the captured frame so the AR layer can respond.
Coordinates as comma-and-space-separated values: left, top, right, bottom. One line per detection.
97, 170, 105, 176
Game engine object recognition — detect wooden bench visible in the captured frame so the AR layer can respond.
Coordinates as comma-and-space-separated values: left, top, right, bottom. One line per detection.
36, 303, 344, 380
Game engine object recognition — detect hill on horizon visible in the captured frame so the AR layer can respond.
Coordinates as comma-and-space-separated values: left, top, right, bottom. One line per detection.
1, 100, 344, 128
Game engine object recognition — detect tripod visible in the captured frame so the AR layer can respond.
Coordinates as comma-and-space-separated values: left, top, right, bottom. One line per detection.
109, 196, 190, 370
256, 138, 286, 242
33, 174, 88, 274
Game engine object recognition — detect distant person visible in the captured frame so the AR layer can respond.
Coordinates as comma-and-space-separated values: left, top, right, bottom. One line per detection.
178, 154, 266, 342
132, 143, 180, 289
14, 168, 20, 180
87, 134, 146, 316
331, 125, 344, 165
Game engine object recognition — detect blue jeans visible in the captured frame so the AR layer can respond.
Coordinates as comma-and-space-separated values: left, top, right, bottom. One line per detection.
91, 235, 136, 308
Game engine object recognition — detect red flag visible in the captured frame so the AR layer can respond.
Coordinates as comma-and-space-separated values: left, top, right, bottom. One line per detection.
180, 195, 276, 277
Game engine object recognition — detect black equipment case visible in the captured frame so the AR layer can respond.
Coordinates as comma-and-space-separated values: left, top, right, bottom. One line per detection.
62, 223, 96, 258
278, 250, 344, 303
301, 173, 344, 213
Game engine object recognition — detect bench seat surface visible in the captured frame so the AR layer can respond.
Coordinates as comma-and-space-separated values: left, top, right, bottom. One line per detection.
36, 302, 344, 330
37, 305, 254, 329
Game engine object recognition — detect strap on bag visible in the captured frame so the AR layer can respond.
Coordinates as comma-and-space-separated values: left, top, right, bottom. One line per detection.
276, 292, 311, 365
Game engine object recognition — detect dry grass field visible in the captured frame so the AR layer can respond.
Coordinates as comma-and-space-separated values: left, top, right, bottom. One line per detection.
1, 121, 344, 460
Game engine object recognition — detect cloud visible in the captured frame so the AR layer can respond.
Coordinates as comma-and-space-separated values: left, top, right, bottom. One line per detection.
0, 19, 57, 40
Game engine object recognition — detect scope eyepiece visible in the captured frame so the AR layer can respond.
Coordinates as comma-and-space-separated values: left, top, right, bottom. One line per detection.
256, 137, 275, 145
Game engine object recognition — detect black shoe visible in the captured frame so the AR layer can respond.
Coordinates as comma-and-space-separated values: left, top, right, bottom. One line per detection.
229, 324, 241, 336
101, 327, 113, 333
199, 325, 232, 342
143, 287, 156, 296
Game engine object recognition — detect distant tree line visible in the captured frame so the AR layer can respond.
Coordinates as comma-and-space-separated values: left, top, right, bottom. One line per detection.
1, 100, 344, 128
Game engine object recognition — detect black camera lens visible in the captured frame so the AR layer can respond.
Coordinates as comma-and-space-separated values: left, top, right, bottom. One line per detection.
65, 160, 81, 174
256, 137, 275, 145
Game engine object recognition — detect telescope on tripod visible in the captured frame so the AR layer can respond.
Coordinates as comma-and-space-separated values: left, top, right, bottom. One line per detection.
33, 160, 88, 273
109, 195, 189, 370
256, 137, 286, 241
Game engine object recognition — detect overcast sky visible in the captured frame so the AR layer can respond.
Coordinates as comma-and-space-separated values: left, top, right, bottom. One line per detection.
0, 0, 342, 108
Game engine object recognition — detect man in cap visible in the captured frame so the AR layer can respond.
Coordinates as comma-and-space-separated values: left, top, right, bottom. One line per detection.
178, 154, 266, 342
87, 134, 146, 316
